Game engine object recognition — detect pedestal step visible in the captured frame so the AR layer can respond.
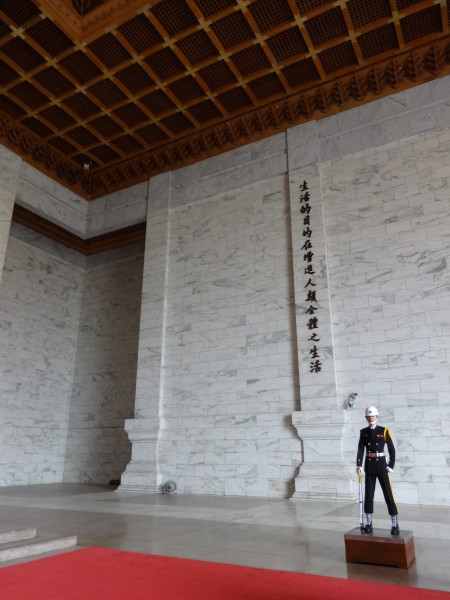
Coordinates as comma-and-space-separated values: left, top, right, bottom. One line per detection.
344, 527, 415, 569
0, 532, 77, 563
0, 527, 37, 545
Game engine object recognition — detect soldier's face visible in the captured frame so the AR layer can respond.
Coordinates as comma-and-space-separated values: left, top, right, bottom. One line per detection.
366, 415, 377, 425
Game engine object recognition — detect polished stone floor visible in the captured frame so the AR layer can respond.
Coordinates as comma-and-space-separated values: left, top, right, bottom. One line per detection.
0, 484, 449, 593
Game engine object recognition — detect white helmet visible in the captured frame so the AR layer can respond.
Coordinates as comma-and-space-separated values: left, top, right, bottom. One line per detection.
365, 406, 378, 417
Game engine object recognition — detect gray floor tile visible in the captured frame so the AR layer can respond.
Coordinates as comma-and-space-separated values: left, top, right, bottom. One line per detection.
0, 484, 449, 592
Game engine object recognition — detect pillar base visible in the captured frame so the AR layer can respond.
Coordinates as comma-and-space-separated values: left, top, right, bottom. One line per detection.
117, 418, 162, 494
291, 463, 356, 502
291, 410, 357, 503
117, 460, 162, 493
116, 484, 161, 494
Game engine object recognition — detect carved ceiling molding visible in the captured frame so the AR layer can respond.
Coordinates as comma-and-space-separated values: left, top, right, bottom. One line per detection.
12, 204, 146, 255
71, 0, 94, 17
39, 0, 146, 42
2, 40, 450, 201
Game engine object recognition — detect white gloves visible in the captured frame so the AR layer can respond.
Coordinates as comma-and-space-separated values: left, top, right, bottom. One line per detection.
386, 466, 393, 473
356, 466, 361, 474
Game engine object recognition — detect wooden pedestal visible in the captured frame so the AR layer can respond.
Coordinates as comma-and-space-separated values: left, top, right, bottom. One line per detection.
344, 528, 415, 569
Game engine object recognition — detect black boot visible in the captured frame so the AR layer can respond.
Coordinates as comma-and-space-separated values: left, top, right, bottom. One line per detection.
363, 524, 373, 533
391, 525, 400, 535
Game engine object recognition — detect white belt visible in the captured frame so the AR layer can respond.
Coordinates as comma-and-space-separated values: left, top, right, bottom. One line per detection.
368, 452, 384, 458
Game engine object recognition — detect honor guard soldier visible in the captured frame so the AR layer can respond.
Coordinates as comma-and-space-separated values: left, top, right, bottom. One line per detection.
356, 406, 400, 535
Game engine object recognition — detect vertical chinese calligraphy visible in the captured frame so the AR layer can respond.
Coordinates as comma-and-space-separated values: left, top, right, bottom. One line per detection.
299, 180, 322, 373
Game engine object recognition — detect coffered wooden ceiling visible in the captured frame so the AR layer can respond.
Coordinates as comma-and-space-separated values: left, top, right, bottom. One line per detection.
1, 0, 450, 201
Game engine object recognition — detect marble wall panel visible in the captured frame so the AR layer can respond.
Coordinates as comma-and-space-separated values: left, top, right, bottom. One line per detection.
158, 175, 301, 496
318, 77, 450, 163
0, 146, 21, 196
0, 191, 14, 285
322, 125, 450, 505
63, 244, 144, 483
0, 147, 21, 283
9, 222, 86, 268
170, 134, 287, 209
2, 73, 450, 502
16, 162, 88, 236
0, 232, 84, 485
14, 163, 148, 239
85, 182, 148, 236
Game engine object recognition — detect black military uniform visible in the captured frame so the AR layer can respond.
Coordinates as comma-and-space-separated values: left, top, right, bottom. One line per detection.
357, 424, 398, 517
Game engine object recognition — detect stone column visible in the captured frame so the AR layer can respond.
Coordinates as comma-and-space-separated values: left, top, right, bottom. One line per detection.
0, 147, 21, 284
287, 123, 355, 501
119, 172, 171, 493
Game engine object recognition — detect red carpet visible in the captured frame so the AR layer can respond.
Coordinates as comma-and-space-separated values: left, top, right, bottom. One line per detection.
0, 547, 448, 600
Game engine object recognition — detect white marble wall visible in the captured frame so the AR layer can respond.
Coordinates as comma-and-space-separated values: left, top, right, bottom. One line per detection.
85, 182, 148, 237
0, 147, 21, 283
63, 244, 144, 484
171, 132, 287, 208
323, 128, 450, 506
121, 77, 450, 503
0, 222, 144, 486
2, 75, 450, 503
0, 193, 14, 286
317, 77, 450, 162
0, 227, 84, 485
158, 174, 301, 497
15, 162, 88, 237
15, 163, 148, 238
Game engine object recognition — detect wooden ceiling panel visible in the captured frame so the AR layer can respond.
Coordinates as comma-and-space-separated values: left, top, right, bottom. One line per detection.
117, 13, 163, 52
231, 45, 272, 77
0, 1, 41, 26
1, 37, 46, 71
59, 51, 102, 84
152, 0, 199, 36
304, 7, 349, 47
357, 23, 399, 61
248, 0, 294, 32
282, 57, 321, 88
34, 67, 74, 97
0, 60, 22, 86
145, 47, 185, 79
139, 89, 176, 115
346, 0, 392, 29
88, 33, 132, 69
194, 0, 237, 18
40, 105, 76, 129
88, 79, 127, 106
22, 116, 53, 138
9, 81, 49, 110
401, 5, 443, 43
267, 28, 309, 62
27, 18, 74, 56
176, 30, 220, 65
198, 61, 237, 90
0, 0, 449, 200
210, 12, 255, 49
295, 1, 333, 13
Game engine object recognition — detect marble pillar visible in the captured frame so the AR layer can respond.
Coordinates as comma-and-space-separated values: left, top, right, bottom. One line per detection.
0, 148, 21, 284
118, 173, 170, 492
287, 124, 356, 502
